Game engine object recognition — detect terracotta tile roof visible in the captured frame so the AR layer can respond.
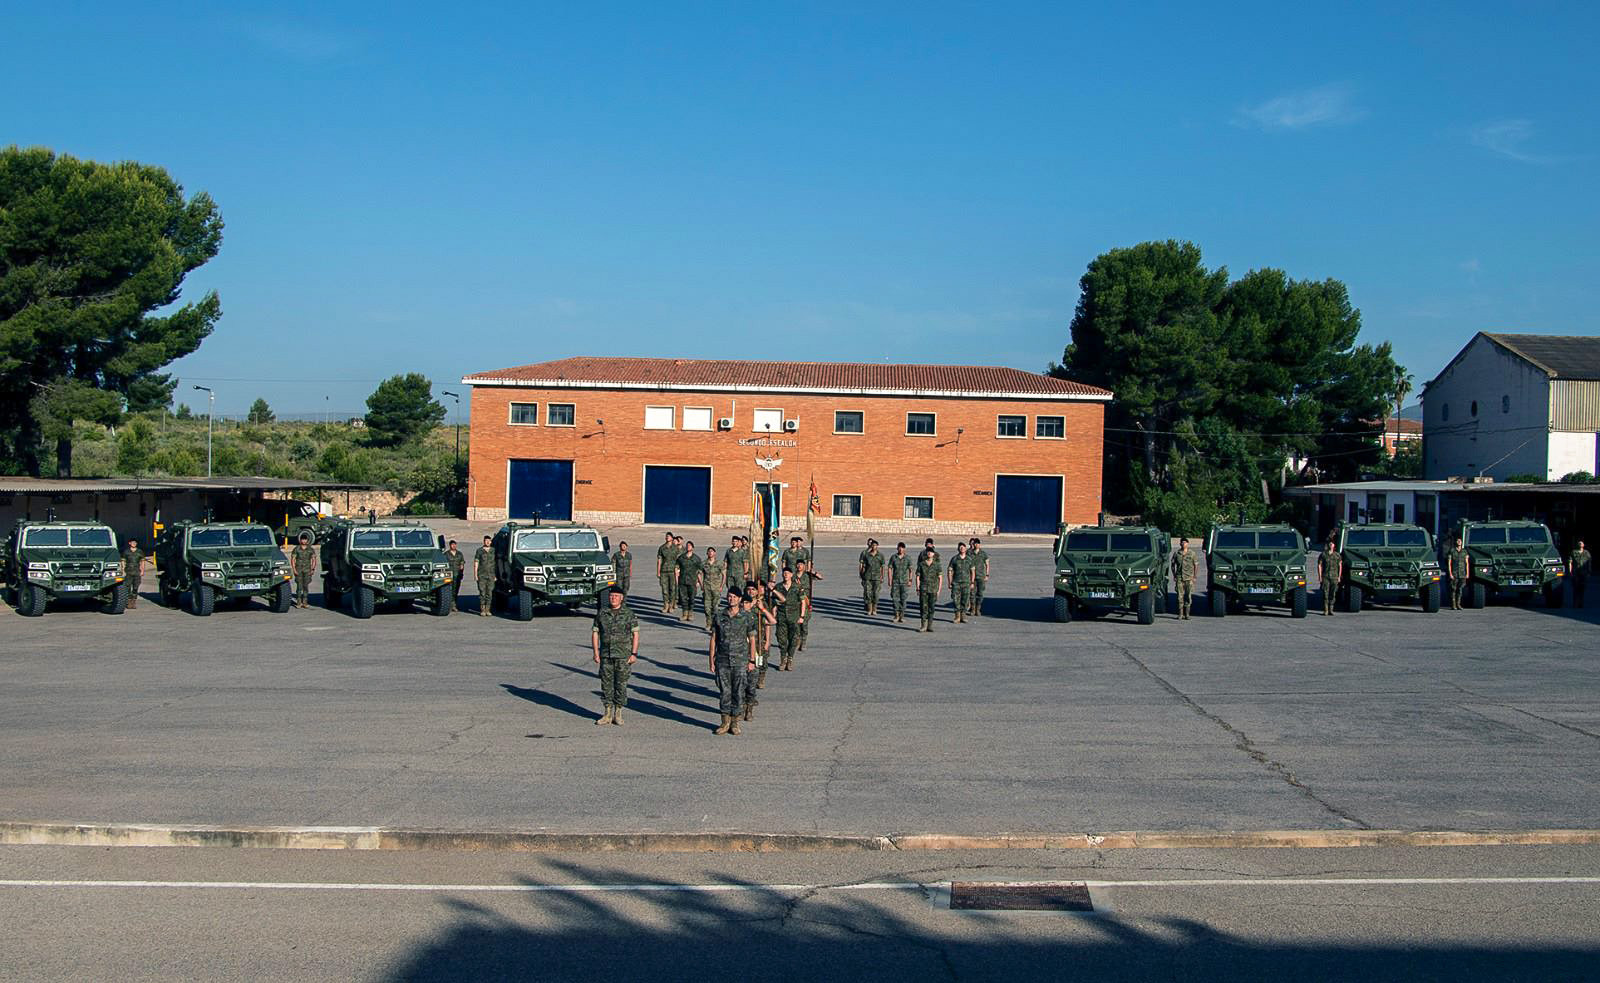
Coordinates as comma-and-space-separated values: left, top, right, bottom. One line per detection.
464, 357, 1111, 401
1381, 416, 1423, 435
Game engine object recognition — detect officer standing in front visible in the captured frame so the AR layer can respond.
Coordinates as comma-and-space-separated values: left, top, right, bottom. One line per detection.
475, 534, 496, 616
915, 546, 943, 632
968, 538, 990, 617
122, 537, 146, 609
1569, 538, 1590, 607
886, 542, 914, 624
592, 587, 639, 726
675, 540, 704, 623
611, 540, 631, 597
709, 587, 756, 735
291, 533, 319, 609
948, 541, 975, 624
858, 539, 885, 616
1319, 536, 1342, 616
1171, 538, 1198, 620
656, 532, 677, 613
1446, 536, 1471, 610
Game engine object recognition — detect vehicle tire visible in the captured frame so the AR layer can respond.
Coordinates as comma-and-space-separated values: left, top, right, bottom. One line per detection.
192, 583, 215, 617
353, 585, 376, 620
514, 588, 535, 622
1209, 589, 1228, 618
106, 580, 129, 615
1136, 588, 1155, 625
270, 582, 293, 613
1421, 582, 1441, 613
1052, 593, 1072, 623
1289, 585, 1307, 619
1466, 582, 1486, 609
431, 583, 453, 617
1345, 584, 1364, 614
19, 583, 47, 617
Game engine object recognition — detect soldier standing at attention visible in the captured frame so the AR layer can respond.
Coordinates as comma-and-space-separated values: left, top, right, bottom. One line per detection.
743, 582, 778, 696
475, 534, 496, 617
676, 541, 704, 623
291, 533, 319, 609
656, 532, 676, 613
858, 539, 885, 615
442, 538, 466, 610
591, 587, 639, 726
886, 542, 914, 623
668, 535, 686, 613
726, 536, 747, 587
701, 546, 727, 628
709, 587, 756, 735
122, 537, 145, 609
948, 541, 975, 624
923, 537, 941, 567
781, 535, 808, 572
794, 557, 819, 651
774, 566, 808, 671
1446, 536, 1470, 611
1568, 539, 1590, 607
915, 547, 943, 632
1319, 537, 1342, 616
611, 540, 631, 597
1171, 538, 1198, 620
968, 538, 989, 617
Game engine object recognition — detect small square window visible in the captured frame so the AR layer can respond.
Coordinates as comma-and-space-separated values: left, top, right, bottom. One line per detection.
834, 411, 864, 434
547, 403, 575, 427
1035, 415, 1065, 439
906, 413, 936, 436
644, 406, 675, 430
683, 407, 713, 431
752, 408, 784, 433
509, 402, 538, 426
904, 496, 934, 520
832, 494, 861, 517
997, 415, 1026, 438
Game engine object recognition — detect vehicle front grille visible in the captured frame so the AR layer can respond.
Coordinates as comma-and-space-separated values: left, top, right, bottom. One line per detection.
384, 562, 431, 577
51, 561, 101, 576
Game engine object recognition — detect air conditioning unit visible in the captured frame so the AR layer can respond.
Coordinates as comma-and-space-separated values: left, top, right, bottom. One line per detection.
717, 418, 733, 431
783, 419, 798, 432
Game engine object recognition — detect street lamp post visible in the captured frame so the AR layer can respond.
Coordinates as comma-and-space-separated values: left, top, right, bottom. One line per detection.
192, 385, 214, 477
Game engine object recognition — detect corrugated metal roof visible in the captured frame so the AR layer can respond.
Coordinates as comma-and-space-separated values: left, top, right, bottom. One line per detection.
0, 477, 372, 495
1484, 333, 1600, 380
463, 356, 1112, 400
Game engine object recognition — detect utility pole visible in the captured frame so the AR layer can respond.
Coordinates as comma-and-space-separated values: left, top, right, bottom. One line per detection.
193, 385, 215, 477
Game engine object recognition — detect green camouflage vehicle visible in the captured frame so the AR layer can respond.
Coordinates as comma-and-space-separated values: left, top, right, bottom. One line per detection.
492, 521, 615, 621
1448, 519, 1565, 609
1051, 523, 1171, 625
154, 520, 293, 616
1204, 523, 1309, 618
1333, 522, 1442, 613
3, 520, 127, 617
320, 519, 453, 618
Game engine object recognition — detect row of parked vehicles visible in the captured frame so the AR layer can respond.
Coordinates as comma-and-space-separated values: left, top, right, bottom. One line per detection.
1051, 517, 1570, 625
4, 516, 616, 618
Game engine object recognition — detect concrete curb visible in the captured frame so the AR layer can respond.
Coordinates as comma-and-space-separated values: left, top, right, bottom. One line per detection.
6, 823, 1600, 853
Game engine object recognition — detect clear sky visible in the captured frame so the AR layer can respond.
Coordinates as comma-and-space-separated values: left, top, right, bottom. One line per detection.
6, 2, 1596, 416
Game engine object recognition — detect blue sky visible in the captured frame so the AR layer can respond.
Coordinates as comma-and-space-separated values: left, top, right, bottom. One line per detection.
6, 2, 1597, 415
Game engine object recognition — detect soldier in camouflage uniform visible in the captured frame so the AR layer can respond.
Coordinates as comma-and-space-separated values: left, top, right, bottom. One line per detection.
122, 538, 146, 608
701, 546, 727, 628
1445, 536, 1470, 610
475, 534, 496, 616
709, 587, 755, 735
611, 540, 631, 597
727, 536, 749, 588
1568, 539, 1589, 607
915, 547, 943, 632
591, 587, 640, 726
291, 533, 319, 609
443, 539, 467, 610
675, 541, 703, 623
656, 532, 677, 613
967, 538, 990, 617
1170, 538, 1198, 620
781, 535, 809, 573
1319, 537, 1342, 616
738, 588, 774, 720
774, 566, 808, 671
947, 542, 975, 624
859, 539, 885, 615
794, 558, 819, 651
886, 542, 914, 623
752, 578, 778, 688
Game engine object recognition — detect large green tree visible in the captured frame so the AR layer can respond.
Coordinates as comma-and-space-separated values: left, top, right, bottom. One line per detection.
0, 147, 222, 476
363, 373, 445, 447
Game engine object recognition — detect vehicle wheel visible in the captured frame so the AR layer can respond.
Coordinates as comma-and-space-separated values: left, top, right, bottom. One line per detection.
514, 588, 535, 622
353, 585, 376, 620
1345, 585, 1364, 614
1421, 582, 1441, 613
1209, 590, 1228, 618
322, 578, 342, 610
1136, 588, 1155, 625
1545, 585, 1564, 609
1289, 585, 1307, 619
1466, 582, 1486, 609
431, 583, 453, 617
1052, 593, 1072, 623
270, 582, 293, 613
18, 583, 47, 617
106, 580, 129, 615
192, 583, 215, 617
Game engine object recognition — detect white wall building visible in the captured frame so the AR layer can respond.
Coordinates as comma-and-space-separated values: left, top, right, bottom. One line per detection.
1421, 333, 1600, 482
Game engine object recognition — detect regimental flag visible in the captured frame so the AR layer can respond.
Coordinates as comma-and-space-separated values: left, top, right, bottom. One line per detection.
806, 475, 820, 553
750, 487, 764, 582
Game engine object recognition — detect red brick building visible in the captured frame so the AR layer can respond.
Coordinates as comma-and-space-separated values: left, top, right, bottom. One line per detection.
463, 357, 1110, 535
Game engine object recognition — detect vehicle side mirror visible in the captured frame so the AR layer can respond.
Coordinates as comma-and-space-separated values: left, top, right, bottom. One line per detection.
603, 536, 611, 553
438, 535, 446, 551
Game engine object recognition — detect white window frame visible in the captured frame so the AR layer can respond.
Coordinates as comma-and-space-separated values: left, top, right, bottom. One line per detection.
546, 402, 576, 427
833, 410, 865, 435
996, 414, 1027, 439
644, 405, 675, 431
905, 412, 937, 437
752, 407, 784, 434
508, 402, 539, 426
682, 406, 714, 432
832, 493, 862, 517
1035, 415, 1065, 440
904, 496, 934, 520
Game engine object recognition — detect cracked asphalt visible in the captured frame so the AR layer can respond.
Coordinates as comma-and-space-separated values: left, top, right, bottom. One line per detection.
2, 542, 1598, 833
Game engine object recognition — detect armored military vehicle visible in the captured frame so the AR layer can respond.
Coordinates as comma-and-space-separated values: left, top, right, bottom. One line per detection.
1051, 523, 1171, 625
1448, 519, 1565, 608
491, 520, 615, 621
1204, 523, 1309, 618
320, 518, 453, 618
154, 520, 293, 616
3, 520, 127, 616
1332, 522, 1442, 613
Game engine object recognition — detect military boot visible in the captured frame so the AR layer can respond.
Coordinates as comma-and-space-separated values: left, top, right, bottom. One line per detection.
729, 716, 742, 736
756, 667, 767, 689
612, 706, 624, 726
714, 714, 732, 735
742, 702, 753, 722
596, 706, 613, 726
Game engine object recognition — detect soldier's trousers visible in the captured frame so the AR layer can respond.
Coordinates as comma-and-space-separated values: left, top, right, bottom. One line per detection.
677, 582, 697, 617
294, 575, 312, 605
952, 585, 972, 618
477, 578, 494, 613
743, 651, 762, 705
616, 574, 629, 596
776, 617, 800, 660
863, 579, 880, 613
972, 578, 986, 614
599, 657, 632, 707
1573, 576, 1587, 606
891, 583, 909, 620
1450, 579, 1464, 609
1176, 581, 1193, 616
659, 574, 672, 608
126, 573, 141, 599
918, 591, 937, 630
715, 661, 747, 715
702, 586, 723, 624
1322, 582, 1337, 615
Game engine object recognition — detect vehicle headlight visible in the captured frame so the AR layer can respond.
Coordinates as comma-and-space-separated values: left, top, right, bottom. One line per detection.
28, 562, 49, 571
1421, 561, 1440, 569
273, 562, 289, 574
361, 570, 384, 582
361, 564, 382, 573
525, 565, 543, 575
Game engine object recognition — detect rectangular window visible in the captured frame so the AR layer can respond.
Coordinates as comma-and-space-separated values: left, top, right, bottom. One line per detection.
832, 494, 861, 517
682, 407, 713, 431
547, 403, 575, 427
997, 415, 1026, 438
752, 408, 784, 433
906, 412, 936, 436
834, 411, 864, 434
509, 402, 538, 426
904, 496, 934, 519
644, 406, 675, 430
1035, 415, 1065, 439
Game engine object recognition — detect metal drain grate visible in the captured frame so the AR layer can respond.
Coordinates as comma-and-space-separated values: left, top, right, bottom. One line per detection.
949, 882, 1093, 912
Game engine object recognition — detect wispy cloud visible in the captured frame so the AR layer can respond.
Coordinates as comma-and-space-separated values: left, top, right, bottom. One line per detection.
1233, 83, 1367, 131
235, 17, 351, 61
1469, 119, 1560, 164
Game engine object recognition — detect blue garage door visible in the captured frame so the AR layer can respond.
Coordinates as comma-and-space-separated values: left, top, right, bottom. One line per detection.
508, 459, 573, 520
994, 475, 1062, 534
644, 466, 711, 526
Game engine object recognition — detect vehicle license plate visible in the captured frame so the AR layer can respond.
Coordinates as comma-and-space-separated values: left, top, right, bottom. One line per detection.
1248, 587, 1274, 594
1509, 577, 1534, 586
236, 582, 262, 591
1384, 582, 1408, 591
62, 584, 93, 592
559, 587, 586, 596
1087, 591, 1113, 599
393, 585, 422, 593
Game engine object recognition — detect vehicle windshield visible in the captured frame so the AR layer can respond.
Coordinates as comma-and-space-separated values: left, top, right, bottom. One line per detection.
190, 529, 231, 548
24, 527, 114, 548
1509, 527, 1550, 545
1110, 533, 1152, 552
1345, 530, 1385, 548
1388, 529, 1429, 548
1468, 527, 1507, 545
1258, 532, 1301, 550
1065, 532, 1107, 551
190, 527, 273, 548
559, 531, 601, 551
514, 531, 559, 551
1215, 532, 1256, 550
233, 527, 274, 547
393, 529, 434, 548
